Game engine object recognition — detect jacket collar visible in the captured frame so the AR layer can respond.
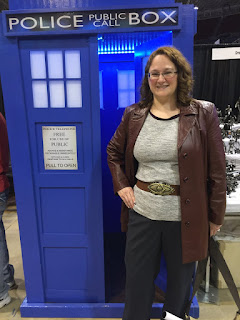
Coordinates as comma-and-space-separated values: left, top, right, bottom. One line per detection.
178, 103, 198, 149
179, 103, 199, 115
132, 106, 149, 120
128, 107, 149, 153
132, 102, 199, 118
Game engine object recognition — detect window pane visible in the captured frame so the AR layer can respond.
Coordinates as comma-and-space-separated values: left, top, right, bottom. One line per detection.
117, 70, 135, 90
118, 70, 135, 109
30, 51, 46, 79
99, 71, 104, 110
47, 51, 63, 79
118, 92, 129, 109
66, 81, 82, 108
129, 72, 135, 90
49, 81, 65, 108
32, 81, 48, 108
130, 91, 135, 104
65, 51, 81, 78
118, 90, 135, 109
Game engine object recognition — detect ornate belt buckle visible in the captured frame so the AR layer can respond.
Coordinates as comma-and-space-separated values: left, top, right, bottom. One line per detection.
148, 183, 174, 196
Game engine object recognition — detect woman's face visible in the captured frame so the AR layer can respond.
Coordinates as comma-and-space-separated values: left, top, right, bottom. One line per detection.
148, 54, 178, 102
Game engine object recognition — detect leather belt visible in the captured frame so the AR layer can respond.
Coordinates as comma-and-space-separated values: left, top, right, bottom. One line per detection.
136, 180, 180, 196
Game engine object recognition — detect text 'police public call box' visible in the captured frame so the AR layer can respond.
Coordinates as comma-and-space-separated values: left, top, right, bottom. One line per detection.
0, 1, 197, 318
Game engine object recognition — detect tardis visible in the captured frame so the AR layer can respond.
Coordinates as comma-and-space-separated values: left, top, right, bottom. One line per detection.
0, 0, 198, 318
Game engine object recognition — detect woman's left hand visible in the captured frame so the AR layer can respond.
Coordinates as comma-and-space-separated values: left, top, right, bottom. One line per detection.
209, 221, 222, 237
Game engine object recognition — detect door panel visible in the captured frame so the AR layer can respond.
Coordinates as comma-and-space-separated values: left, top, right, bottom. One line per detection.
99, 55, 135, 232
20, 38, 104, 302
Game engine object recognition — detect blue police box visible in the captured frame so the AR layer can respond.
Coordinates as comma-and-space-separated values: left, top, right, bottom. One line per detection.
0, 0, 198, 317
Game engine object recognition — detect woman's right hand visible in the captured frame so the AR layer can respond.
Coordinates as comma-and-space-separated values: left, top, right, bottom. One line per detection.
118, 187, 135, 209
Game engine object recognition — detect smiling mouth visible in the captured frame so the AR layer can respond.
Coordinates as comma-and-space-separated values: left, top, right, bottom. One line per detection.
156, 85, 169, 89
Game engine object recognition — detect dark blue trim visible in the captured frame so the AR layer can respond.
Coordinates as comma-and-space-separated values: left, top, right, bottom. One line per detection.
3, 26, 182, 38
4, 3, 180, 14
8, 0, 177, 10
20, 297, 199, 318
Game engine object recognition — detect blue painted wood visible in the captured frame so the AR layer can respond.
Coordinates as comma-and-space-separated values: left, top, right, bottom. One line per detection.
87, 36, 105, 301
18, 37, 105, 303
8, 0, 176, 10
20, 296, 199, 318
99, 54, 134, 232
173, 4, 196, 67
0, 25, 105, 304
0, 17, 45, 302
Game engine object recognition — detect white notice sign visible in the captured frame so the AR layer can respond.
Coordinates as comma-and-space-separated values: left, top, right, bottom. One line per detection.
212, 47, 240, 60
42, 126, 78, 170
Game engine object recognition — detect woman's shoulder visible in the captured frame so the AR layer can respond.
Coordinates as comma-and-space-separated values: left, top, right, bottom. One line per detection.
191, 99, 216, 115
124, 102, 142, 113
123, 102, 148, 118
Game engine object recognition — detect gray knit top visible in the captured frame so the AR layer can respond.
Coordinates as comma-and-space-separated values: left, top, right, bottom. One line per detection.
133, 111, 181, 221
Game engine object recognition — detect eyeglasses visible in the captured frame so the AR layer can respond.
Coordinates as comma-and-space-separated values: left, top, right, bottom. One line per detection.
148, 71, 178, 80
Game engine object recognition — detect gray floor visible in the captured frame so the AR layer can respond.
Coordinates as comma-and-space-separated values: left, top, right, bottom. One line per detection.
1, 200, 239, 320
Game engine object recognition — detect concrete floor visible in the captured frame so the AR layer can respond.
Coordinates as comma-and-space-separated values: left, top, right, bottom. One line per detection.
1, 201, 239, 320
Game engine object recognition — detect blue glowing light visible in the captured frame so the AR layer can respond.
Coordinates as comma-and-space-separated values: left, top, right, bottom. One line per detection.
97, 31, 172, 55
98, 50, 135, 54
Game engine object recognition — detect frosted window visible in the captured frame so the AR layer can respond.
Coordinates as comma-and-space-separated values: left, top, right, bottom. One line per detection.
49, 81, 65, 108
66, 81, 82, 108
47, 51, 63, 79
118, 92, 135, 109
32, 81, 48, 108
130, 91, 135, 104
118, 70, 135, 90
117, 70, 135, 109
30, 51, 46, 79
65, 51, 81, 78
99, 71, 104, 110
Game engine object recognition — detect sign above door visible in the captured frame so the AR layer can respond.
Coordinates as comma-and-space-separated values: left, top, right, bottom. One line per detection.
3, 6, 181, 36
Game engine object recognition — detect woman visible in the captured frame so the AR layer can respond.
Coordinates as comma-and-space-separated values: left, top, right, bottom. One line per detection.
107, 46, 226, 320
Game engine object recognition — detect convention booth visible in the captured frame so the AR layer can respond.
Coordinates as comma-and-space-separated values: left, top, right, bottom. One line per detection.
0, 0, 198, 317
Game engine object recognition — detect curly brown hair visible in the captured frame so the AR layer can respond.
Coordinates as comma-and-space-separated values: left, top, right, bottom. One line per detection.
139, 46, 193, 108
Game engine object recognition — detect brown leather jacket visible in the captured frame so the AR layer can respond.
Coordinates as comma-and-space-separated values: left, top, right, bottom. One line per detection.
107, 100, 226, 263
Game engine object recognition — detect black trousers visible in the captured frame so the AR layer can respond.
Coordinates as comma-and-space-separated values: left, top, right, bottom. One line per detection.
123, 210, 195, 320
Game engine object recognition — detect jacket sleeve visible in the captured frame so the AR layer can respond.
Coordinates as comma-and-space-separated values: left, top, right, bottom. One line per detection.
107, 108, 131, 194
207, 104, 226, 225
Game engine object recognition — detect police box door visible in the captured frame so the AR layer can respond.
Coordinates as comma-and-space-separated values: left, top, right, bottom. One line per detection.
20, 37, 105, 303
